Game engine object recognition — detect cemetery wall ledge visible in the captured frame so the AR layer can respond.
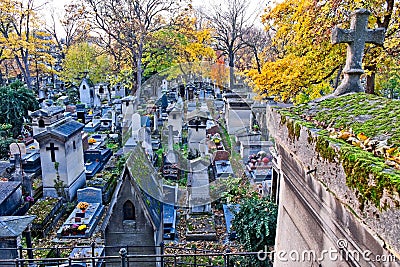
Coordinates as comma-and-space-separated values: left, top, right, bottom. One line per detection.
267, 93, 400, 255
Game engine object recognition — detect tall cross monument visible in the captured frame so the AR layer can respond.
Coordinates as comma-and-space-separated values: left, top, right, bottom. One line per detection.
331, 9, 385, 95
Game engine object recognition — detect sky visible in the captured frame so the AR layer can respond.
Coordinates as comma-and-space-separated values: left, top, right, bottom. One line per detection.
36, 0, 268, 35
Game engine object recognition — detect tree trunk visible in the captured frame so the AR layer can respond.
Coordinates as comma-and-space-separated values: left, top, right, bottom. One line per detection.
365, 65, 376, 95
229, 51, 235, 91
133, 39, 144, 111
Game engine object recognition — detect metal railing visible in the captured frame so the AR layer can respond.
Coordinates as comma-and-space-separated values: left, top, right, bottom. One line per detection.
0, 244, 273, 266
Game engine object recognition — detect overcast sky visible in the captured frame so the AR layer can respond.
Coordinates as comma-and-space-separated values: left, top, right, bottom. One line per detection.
36, 0, 268, 35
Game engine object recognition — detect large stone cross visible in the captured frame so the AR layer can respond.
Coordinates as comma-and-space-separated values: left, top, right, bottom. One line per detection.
331, 9, 385, 95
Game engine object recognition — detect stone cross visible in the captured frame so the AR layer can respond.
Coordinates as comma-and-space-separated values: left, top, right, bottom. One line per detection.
46, 142, 59, 162
331, 9, 385, 95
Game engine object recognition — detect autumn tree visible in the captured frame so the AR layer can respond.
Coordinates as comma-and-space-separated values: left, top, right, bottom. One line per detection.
238, 27, 272, 73
82, 0, 186, 108
203, 0, 252, 90
0, 0, 54, 89
143, 9, 215, 79
60, 42, 111, 85
45, 1, 92, 61
248, 0, 400, 103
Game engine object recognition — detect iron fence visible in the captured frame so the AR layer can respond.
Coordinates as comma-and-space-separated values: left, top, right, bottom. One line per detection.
0, 244, 273, 267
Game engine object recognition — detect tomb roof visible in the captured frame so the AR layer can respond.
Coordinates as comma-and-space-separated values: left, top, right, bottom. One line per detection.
52, 120, 85, 138
187, 109, 209, 120
125, 145, 163, 227
278, 93, 400, 146
0, 216, 36, 237
0, 181, 21, 205
29, 106, 64, 118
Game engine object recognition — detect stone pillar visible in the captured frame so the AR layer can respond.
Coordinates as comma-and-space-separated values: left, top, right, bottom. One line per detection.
12, 154, 23, 182
168, 125, 174, 152
153, 114, 158, 132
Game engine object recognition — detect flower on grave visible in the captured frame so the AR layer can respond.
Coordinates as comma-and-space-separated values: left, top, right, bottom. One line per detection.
88, 138, 97, 144
77, 202, 89, 210
25, 196, 34, 202
78, 224, 87, 231
72, 224, 79, 229
62, 226, 71, 236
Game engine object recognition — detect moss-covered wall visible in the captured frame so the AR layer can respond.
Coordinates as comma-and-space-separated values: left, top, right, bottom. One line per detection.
267, 94, 400, 256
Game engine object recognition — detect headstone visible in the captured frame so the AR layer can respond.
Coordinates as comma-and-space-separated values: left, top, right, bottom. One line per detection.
331, 9, 385, 95
131, 113, 141, 141
161, 79, 168, 94
77, 187, 102, 203
168, 125, 174, 152
9, 143, 26, 156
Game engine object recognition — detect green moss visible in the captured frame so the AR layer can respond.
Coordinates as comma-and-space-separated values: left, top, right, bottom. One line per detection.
280, 93, 400, 146
275, 93, 400, 211
315, 136, 336, 163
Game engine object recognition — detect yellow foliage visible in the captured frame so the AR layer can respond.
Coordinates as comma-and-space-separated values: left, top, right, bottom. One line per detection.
248, 0, 399, 103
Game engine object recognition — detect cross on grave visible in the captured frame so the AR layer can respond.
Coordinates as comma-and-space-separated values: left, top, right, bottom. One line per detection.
331, 9, 385, 95
46, 142, 59, 162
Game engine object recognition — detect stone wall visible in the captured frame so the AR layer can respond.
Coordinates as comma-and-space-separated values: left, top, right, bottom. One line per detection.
267, 106, 400, 266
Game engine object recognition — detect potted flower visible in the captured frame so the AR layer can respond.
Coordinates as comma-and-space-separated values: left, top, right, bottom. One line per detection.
71, 224, 79, 235
77, 201, 89, 212
61, 226, 71, 236
78, 224, 87, 234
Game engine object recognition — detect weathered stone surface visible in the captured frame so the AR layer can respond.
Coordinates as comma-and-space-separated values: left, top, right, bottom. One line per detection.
267, 99, 400, 265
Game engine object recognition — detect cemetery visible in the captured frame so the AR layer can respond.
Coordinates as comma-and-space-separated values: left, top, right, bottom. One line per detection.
1, 1, 399, 266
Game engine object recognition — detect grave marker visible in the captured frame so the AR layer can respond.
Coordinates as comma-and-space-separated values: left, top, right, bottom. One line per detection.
77, 187, 102, 204
331, 9, 385, 95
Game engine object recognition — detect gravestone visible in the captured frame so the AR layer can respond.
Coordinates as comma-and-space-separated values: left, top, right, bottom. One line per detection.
77, 187, 102, 203
124, 113, 141, 152
9, 143, 27, 189
331, 9, 385, 95
161, 79, 168, 94
131, 113, 141, 140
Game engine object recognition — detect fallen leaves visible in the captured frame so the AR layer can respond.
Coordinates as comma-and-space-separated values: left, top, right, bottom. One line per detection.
328, 128, 400, 169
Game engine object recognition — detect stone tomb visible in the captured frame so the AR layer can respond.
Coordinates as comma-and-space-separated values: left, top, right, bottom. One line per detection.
0, 216, 36, 264
163, 204, 177, 240
0, 181, 22, 216
57, 187, 104, 239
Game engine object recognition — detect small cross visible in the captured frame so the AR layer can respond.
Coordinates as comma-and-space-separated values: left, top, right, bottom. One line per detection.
331, 9, 385, 95
46, 142, 59, 162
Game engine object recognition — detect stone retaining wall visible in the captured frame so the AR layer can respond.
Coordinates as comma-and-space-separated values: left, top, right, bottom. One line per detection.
267, 106, 400, 266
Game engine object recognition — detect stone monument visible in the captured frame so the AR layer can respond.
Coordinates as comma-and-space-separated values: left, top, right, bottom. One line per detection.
34, 117, 86, 201
331, 9, 385, 95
